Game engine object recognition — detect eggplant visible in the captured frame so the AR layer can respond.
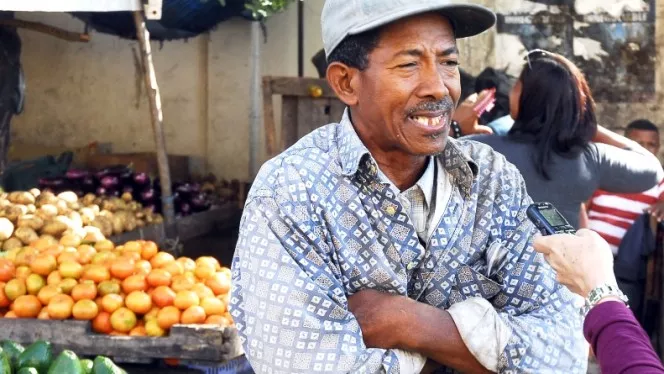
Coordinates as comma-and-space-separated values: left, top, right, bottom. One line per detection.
119, 169, 134, 186
178, 202, 192, 216
100, 176, 120, 189
95, 165, 131, 179
122, 186, 135, 195
175, 183, 194, 199
141, 188, 156, 202
133, 172, 150, 187
96, 187, 108, 196
191, 193, 211, 212
66, 169, 89, 180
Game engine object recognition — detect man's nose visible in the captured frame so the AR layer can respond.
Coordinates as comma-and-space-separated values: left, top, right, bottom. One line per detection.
416, 63, 449, 101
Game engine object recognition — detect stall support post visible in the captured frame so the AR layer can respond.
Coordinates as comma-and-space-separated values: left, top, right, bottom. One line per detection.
249, 20, 262, 179
133, 11, 176, 226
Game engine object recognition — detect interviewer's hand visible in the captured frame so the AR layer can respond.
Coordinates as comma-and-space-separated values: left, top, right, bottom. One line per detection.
452, 90, 494, 136
533, 229, 616, 298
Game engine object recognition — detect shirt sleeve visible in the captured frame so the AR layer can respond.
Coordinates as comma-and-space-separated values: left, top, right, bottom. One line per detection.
593, 142, 663, 194
470, 167, 589, 372
230, 194, 400, 374
584, 301, 664, 374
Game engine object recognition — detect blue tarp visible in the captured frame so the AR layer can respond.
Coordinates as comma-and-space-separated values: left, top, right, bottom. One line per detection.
71, 0, 254, 41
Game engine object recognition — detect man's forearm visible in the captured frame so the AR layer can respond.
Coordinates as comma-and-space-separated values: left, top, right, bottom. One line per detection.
399, 299, 493, 373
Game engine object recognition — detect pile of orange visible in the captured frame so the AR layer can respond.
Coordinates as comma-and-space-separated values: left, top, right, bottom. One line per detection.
0, 236, 233, 337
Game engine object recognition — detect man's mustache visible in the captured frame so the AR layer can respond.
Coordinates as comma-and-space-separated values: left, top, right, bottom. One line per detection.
406, 96, 455, 116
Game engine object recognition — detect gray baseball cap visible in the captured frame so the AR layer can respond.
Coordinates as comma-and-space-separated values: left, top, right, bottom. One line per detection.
322, 0, 496, 58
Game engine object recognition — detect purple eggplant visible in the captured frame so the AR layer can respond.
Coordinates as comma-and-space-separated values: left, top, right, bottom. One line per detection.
133, 172, 150, 187
140, 188, 156, 203
191, 193, 211, 212
96, 187, 108, 196
178, 202, 192, 216
122, 186, 134, 195
100, 176, 120, 189
66, 169, 89, 180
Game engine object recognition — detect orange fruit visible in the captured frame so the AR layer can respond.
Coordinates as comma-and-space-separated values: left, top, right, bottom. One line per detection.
30, 254, 58, 276
205, 315, 230, 327
48, 294, 74, 320
145, 318, 166, 337
13, 295, 42, 318
98, 280, 121, 296
147, 269, 172, 287
71, 282, 98, 301
101, 294, 124, 313
122, 251, 142, 263
206, 273, 231, 296
141, 241, 159, 260
162, 261, 183, 277
58, 278, 78, 294
192, 284, 214, 300
0, 282, 10, 308
0, 259, 16, 282
95, 296, 104, 311
72, 299, 99, 320
129, 325, 147, 336
91, 251, 116, 267
176, 257, 196, 273
135, 260, 152, 276
174, 290, 199, 310
26, 273, 46, 295
37, 285, 62, 305
3, 311, 17, 318
181, 305, 206, 325
60, 234, 82, 247
15, 266, 31, 280
171, 275, 195, 292
194, 265, 215, 281
151, 286, 176, 308
14, 248, 37, 267
200, 297, 226, 316
5, 279, 26, 301
38, 307, 50, 320
123, 241, 143, 253
46, 271, 62, 286
82, 265, 111, 283
110, 258, 135, 280
151, 252, 175, 269
122, 274, 148, 294
144, 307, 160, 322
76, 245, 97, 265
92, 311, 113, 334
59, 261, 84, 279
33, 236, 57, 251
94, 239, 115, 252
42, 245, 65, 258
157, 306, 181, 330
196, 257, 221, 271
125, 291, 152, 315
57, 252, 79, 265
110, 307, 137, 333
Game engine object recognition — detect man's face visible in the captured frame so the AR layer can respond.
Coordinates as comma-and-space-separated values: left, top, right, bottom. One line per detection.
352, 13, 461, 156
626, 129, 660, 155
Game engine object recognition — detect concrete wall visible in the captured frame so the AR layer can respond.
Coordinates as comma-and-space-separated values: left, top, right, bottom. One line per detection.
10, 0, 664, 181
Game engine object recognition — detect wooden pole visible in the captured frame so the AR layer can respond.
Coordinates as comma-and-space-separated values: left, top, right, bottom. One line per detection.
0, 19, 90, 42
132, 11, 175, 226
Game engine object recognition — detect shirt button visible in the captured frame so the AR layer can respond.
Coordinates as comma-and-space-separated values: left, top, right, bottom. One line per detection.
386, 206, 396, 216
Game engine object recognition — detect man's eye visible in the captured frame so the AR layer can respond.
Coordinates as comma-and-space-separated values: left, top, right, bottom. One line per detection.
443, 60, 460, 67
398, 62, 417, 68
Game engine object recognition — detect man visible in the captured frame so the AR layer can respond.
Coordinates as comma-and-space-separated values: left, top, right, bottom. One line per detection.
587, 119, 664, 254
230, 1, 587, 372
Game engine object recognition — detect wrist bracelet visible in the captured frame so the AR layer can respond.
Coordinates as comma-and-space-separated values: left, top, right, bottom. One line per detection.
582, 283, 628, 316
451, 120, 462, 138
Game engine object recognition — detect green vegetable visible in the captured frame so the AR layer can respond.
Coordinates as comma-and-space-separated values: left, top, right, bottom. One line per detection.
80, 359, 94, 374
17, 368, 38, 374
92, 356, 126, 374
0, 348, 12, 374
1, 340, 24, 370
17, 340, 52, 373
47, 350, 83, 374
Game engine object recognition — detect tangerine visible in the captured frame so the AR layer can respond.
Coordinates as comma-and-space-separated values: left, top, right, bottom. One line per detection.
0, 282, 10, 308
92, 311, 113, 334
174, 290, 199, 310
46, 271, 62, 285
58, 278, 78, 294
125, 291, 152, 315
110, 258, 135, 280
151, 286, 176, 308
30, 254, 58, 276
145, 319, 166, 337
147, 269, 172, 287
181, 305, 206, 325
110, 307, 137, 333
206, 272, 231, 295
129, 325, 147, 336
72, 299, 99, 320
59, 261, 84, 279
176, 257, 196, 273
135, 260, 152, 276
37, 285, 62, 305
13, 295, 42, 318
150, 252, 175, 269
94, 239, 115, 252
5, 279, 26, 301
122, 274, 148, 293
48, 294, 74, 320
157, 306, 181, 330
141, 241, 158, 260
0, 259, 15, 282
200, 296, 226, 316
101, 294, 124, 313
71, 282, 97, 301
194, 264, 215, 281
14, 266, 31, 281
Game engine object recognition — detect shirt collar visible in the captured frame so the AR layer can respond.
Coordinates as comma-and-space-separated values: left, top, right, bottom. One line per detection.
337, 108, 479, 196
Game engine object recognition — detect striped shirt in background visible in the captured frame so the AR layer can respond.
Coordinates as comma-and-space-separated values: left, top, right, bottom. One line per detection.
587, 179, 664, 254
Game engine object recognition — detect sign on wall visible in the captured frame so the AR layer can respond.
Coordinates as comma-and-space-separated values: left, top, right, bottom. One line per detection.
495, 0, 656, 102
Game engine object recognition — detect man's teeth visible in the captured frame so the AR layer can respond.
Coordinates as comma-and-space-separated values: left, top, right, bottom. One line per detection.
412, 115, 443, 127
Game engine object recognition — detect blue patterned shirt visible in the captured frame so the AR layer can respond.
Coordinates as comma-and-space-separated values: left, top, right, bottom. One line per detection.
230, 111, 587, 373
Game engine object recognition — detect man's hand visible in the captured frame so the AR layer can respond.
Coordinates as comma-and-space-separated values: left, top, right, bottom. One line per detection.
348, 289, 411, 349
646, 200, 664, 222
452, 89, 495, 136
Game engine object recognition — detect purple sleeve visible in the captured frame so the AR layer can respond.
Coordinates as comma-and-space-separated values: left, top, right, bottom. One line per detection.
584, 301, 664, 374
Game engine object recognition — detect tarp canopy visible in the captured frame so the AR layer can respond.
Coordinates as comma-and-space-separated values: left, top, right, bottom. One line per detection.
0, 0, 140, 12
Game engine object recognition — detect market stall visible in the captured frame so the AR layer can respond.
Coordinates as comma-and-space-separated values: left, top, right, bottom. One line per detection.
0, 0, 259, 372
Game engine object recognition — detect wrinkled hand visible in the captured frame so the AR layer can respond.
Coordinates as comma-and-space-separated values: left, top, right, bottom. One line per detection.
533, 229, 616, 298
348, 289, 410, 349
452, 89, 495, 136
646, 200, 664, 222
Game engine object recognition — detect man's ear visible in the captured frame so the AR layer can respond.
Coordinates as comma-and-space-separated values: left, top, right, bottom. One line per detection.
327, 62, 359, 107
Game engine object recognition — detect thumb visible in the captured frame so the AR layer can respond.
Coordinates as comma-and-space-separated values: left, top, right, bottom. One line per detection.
463, 93, 479, 104
576, 228, 596, 238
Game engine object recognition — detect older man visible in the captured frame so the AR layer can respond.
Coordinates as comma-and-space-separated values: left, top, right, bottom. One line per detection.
230, 1, 587, 373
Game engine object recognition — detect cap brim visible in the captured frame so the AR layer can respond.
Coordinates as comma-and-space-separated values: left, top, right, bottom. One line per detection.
349, 3, 496, 40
